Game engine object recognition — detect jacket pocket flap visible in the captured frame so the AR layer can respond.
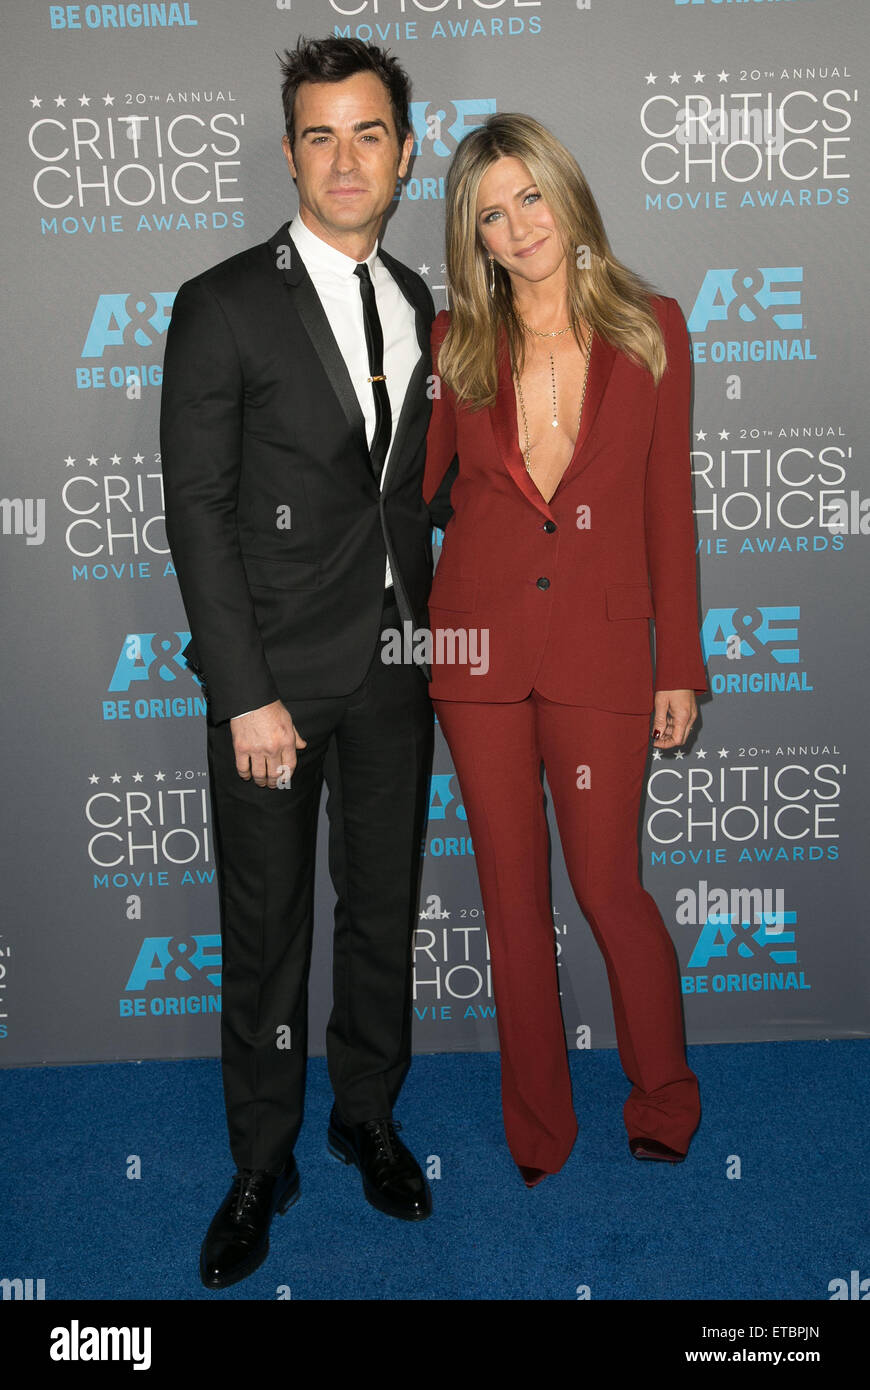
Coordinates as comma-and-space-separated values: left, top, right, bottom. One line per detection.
429, 575, 477, 612
243, 555, 320, 590
606, 584, 654, 620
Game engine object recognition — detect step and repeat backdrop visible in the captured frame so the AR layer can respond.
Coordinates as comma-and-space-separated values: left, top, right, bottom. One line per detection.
1, 0, 867, 1067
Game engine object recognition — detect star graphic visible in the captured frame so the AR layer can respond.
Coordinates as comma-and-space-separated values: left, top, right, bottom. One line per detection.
644, 73, 657, 86
87, 454, 99, 467
696, 748, 708, 759
111, 773, 122, 784
669, 72, 681, 85
695, 429, 707, 442
30, 95, 42, 108
103, 92, 115, 106
717, 70, 729, 83
675, 750, 685, 759
133, 772, 144, 783
133, 452, 145, 465
110, 453, 122, 466
88, 773, 100, 784
78, 93, 91, 107
693, 71, 706, 84
154, 771, 166, 782
652, 748, 662, 760
419, 911, 428, 919
417, 264, 430, 276
718, 747, 730, 758
718, 429, 730, 440
54, 94, 67, 107
64, 455, 76, 467
441, 910, 450, 919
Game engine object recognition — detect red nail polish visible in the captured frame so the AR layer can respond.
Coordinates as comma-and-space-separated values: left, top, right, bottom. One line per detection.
653, 730, 660, 740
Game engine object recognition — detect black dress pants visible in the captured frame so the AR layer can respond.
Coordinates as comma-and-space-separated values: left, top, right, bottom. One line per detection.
205, 592, 434, 1173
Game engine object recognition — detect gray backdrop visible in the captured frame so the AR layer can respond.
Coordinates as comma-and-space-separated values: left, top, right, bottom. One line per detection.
1, 0, 867, 1067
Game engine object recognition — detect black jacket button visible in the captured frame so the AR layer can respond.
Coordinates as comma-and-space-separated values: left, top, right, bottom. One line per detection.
536, 577, 550, 590
543, 521, 556, 533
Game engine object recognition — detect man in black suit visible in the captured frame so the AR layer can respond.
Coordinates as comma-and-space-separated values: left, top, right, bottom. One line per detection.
160, 37, 449, 1290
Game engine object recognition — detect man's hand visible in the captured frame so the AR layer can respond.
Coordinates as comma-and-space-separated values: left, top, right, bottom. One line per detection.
652, 689, 697, 750
229, 700, 308, 789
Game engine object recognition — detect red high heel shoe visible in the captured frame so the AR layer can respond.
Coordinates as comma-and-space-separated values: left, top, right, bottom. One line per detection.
518, 1165, 549, 1188
629, 1138, 686, 1163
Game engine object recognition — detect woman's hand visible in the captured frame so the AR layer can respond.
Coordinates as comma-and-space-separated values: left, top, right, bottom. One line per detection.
651, 689, 697, 749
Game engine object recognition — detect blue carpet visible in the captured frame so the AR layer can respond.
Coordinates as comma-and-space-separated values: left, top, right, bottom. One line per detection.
1, 1042, 867, 1300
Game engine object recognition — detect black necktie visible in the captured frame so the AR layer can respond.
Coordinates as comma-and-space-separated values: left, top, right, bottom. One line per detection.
354, 261, 392, 482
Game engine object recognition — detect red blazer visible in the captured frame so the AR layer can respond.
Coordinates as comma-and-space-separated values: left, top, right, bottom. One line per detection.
422, 295, 708, 713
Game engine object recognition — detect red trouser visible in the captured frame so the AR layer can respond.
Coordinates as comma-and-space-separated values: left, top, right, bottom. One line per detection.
434, 691, 700, 1174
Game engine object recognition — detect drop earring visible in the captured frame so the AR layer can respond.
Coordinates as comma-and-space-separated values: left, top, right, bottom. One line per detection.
488, 255, 496, 296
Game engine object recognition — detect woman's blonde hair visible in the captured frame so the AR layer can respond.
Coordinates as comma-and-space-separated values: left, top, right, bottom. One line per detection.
438, 113, 667, 408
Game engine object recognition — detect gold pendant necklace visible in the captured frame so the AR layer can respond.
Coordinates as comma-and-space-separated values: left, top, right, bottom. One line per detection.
515, 340, 591, 474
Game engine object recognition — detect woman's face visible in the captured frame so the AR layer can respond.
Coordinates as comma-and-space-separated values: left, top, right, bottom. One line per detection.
475, 155, 565, 288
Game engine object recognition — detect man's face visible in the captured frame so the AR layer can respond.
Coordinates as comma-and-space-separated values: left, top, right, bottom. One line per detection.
282, 70, 413, 251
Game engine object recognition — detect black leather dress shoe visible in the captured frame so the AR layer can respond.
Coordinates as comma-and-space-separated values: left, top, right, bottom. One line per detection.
200, 1155, 300, 1290
629, 1137, 686, 1163
327, 1105, 432, 1221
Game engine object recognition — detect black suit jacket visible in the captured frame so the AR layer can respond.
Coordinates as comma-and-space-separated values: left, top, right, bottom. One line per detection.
160, 222, 450, 725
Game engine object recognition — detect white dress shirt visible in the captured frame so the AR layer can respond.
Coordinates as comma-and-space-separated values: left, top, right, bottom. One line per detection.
289, 213, 420, 508
232, 216, 420, 719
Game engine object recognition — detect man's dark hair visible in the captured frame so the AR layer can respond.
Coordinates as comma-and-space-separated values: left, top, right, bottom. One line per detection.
278, 36, 412, 151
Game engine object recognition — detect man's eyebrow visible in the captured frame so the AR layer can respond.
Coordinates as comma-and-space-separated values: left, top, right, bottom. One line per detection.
299, 118, 391, 138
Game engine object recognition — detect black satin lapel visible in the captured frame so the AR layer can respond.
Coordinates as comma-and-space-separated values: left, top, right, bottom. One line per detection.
381, 351, 429, 494
378, 248, 431, 356
291, 277, 369, 452
378, 250, 432, 493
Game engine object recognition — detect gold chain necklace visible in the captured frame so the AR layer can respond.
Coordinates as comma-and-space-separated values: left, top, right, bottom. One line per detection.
515, 339, 592, 474
517, 314, 572, 339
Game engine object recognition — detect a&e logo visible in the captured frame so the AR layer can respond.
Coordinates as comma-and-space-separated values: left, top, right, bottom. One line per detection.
410, 100, 497, 159
102, 632, 206, 722
82, 293, 175, 357
77, 292, 175, 392
426, 772, 473, 859
686, 267, 816, 365
126, 935, 221, 991
108, 633, 193, 692
688, 268, 803, 332
680, 892, 810, 997
120, 934, 222, 1020
700, 605, 814, 695
399, 100, 496, 204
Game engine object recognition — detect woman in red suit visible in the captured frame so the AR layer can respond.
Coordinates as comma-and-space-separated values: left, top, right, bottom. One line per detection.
423, 114, 708, 1186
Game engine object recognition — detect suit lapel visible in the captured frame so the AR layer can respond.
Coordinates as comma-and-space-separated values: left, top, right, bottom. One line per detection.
268, 224, 369, 461
489, 326, 619, 514
554, 330, 618, 496
490, 336, 550, 518
374, 247, 432, 496
267, 227, 432, 490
